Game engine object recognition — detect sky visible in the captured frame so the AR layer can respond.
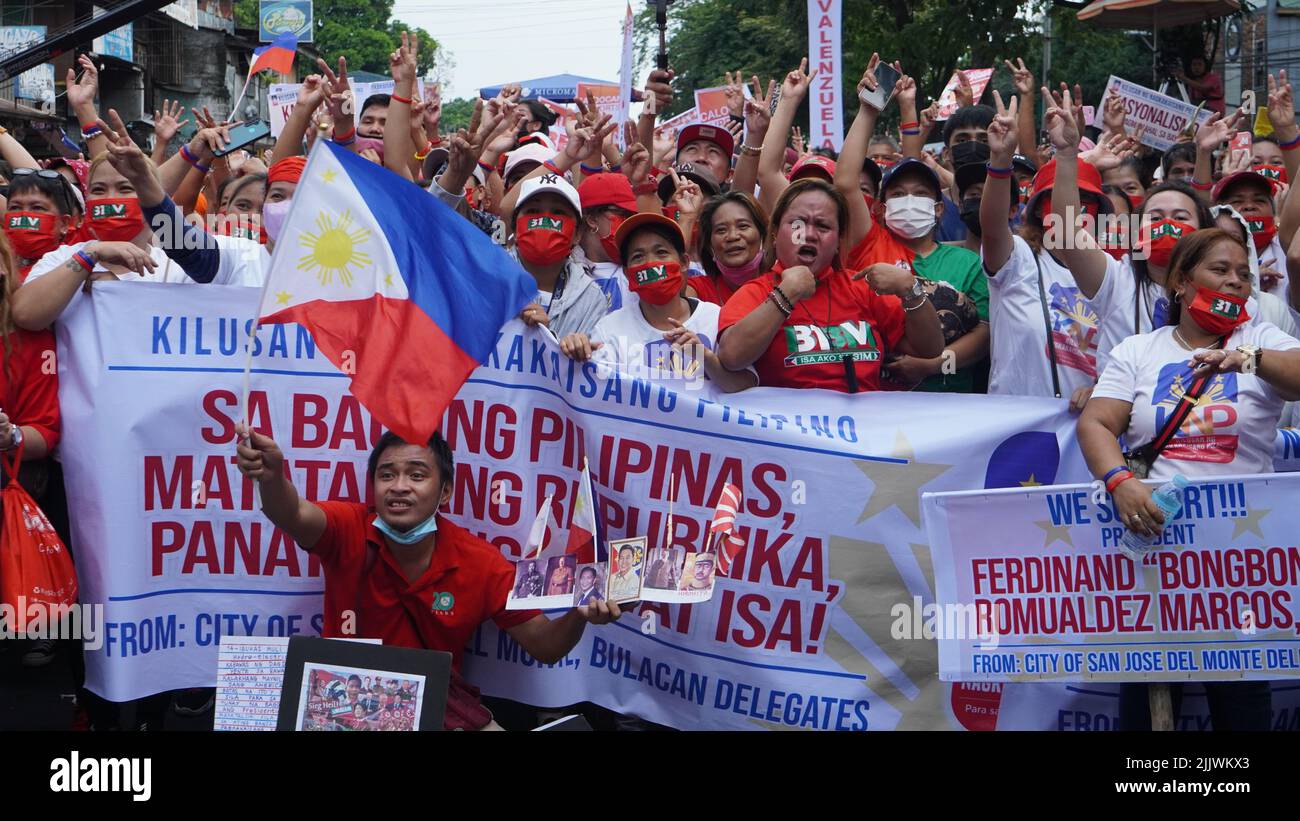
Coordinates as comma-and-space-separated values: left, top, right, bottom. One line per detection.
393, 0, 641, 100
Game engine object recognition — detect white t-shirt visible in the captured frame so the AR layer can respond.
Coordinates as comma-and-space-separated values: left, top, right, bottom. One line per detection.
983, 236, 1101, 398
1093, 322, 1300, 481
591, 296, 731, 385
1255, 234, 1291, 305
26, 239, 267, 316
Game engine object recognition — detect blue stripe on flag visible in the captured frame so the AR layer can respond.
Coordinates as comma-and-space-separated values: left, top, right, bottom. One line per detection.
254, 31, 298, 57
324, 142, 536, 362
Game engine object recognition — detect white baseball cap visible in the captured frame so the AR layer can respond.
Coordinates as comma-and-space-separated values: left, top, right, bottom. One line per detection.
514, 173, 582, 216
503, 142, 557, 181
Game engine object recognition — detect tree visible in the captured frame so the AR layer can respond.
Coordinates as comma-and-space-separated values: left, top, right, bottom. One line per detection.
440, 98, 478, 134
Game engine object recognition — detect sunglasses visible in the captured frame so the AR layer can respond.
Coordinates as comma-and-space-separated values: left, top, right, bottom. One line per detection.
9, 168, 78, 213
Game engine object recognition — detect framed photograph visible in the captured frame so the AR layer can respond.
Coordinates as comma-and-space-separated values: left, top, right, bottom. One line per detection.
606, 536, 646, 603
642, 545, 685, 591
678, 551, 717, 594
572, 562, 607, 607
276, 636, 452, 731
507, 553, 581, 610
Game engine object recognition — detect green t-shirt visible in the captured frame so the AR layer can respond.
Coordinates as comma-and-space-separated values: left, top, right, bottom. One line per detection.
909, 243, 988, 393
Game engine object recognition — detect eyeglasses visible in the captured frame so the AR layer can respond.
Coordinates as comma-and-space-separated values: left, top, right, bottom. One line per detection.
9, 167, 77, 214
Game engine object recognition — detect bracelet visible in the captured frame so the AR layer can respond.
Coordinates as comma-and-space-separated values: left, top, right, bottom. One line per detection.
477, 160, 495, 177
766, 291, 792, 317
1280, 134, 1300, 151
72, 250, 96, 273
898, 121, 920, 130
179, 144, 211, 174
414, 142, 434, 161
1190, 179, 1213, 191
542, 160, 564, 176
428, 135, 444, 147
739, 143, 763, 157
390, 93, 413, 105
772, 284, 795, 312
579, 163, 605, 174
1106, 471, 1135, 494
900, 129, 921, 137
607, 163, 621, 173
333, 126, 356, 143
985, 164, 1013, 178
1101, 466, 1130, 484
902, 293, 928, 312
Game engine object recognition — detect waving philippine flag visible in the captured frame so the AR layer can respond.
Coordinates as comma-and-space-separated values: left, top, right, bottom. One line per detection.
255, 140, 536, 444
249, 32, 298, 76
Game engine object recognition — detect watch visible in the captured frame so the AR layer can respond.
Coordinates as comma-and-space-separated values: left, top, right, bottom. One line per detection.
906, 278, 925, 300
2, 426, 21, 452
1236, 344, 1262, 371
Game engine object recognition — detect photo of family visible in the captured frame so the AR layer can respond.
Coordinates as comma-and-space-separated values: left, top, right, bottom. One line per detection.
607, 537, 646, 603
295, 663, 425, 732
572, 563, 606, 607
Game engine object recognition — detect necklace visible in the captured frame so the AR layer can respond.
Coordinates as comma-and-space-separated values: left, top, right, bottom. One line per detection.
1172, 326, 1195, 351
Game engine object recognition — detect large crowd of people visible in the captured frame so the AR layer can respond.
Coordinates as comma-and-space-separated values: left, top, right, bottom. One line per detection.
2, 33, 1298, 731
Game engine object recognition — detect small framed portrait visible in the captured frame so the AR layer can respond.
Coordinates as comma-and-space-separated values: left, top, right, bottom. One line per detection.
678, 551, 717, 594
606, 536, 646, 603
572, 563, 607, 607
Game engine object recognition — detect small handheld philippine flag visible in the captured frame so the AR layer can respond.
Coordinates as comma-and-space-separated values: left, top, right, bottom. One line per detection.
255, 140, 536, 444
249, 32, 298, 76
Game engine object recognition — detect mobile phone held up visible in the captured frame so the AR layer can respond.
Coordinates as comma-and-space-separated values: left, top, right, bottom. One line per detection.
859, 62, 901, 112
211, 120, 272, 157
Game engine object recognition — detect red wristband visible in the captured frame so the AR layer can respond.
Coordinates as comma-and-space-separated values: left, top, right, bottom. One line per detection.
542, 160, 564, 176
390, 93, 413, 105
1106, 471, 1135, 494
1280, 134, 1300, 151
333, 126, 356, 142
1190, 179, 1213, 191
898, 121, 920, 130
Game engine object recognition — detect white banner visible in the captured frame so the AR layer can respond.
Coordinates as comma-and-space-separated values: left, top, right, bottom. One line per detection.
268, 80, 424, 138
806, 0, 842, 151
1097, 75, 1216, 152
58, 284, 1300, 727
924, 475, 1300, 684
618, 3, 633, 145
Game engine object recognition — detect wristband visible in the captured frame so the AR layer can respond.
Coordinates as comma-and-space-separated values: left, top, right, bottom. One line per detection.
428, 136, 444, 147
1280, 134, 1300, 151
900, 129, 921, 137
179, 144, 211, 174
542, 160, 564, 176
772, 284, 795, 312
72, 250, 96, 273
607, 163, 622, 173
390, 93, 413, 105
985, 164, 1013, 178
579, 163, 605, 174
1190, 178, 1213, 191
1106, 470, 1135, 494
477, 160, 495, 176
739, 143, 763, 157
333, 126, 356, 144
80, 123, 103, 138
902, 293, 928, 312
766, 291, 792, 317
1101, 466, 1130, 484
898, 121, 920, 130
414, 142, 434, 161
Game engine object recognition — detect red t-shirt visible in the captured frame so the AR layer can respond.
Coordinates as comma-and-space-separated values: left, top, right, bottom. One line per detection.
1, 328, 59, 452
717, 264, 906, 391
688, 272, 739, 306
309, 503, 539, 672
845, 219, 918, 273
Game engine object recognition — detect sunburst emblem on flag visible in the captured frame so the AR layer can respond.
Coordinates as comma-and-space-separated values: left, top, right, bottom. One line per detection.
297, 209, 373, 287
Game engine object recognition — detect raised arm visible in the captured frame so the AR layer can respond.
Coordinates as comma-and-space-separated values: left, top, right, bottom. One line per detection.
835, 55, 889, 251
758, 58, 817, 213
1267, 71, 1300, 249
271, 75, 328, 167
383, 31, 418, 181
66, 55, 108, 160
1006, 58, 1037, 160
150, 100, 188, 166
235, 426, 327, 549
1045, 85, 1110, 298
980, 91, 1019, 272
1191, 109, 1243, 205
731, 76, 774, 197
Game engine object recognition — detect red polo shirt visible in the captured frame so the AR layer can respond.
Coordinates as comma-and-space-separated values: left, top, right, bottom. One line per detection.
310, 502, 539, 672
718, 264, 905, 392
845, 219, 918, 273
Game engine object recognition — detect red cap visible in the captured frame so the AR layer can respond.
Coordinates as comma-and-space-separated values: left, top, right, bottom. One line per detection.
677, 123, 734, 157
1024, 158, 1111, 218
578, 172, 637, 213
612, 211, 686, 263
1212, 170, 1275, 203
790, 155, 836, 182
268, 156, 306, 185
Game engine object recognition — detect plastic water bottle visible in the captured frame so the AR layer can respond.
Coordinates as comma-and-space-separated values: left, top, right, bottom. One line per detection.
1118, 474, 1189, 561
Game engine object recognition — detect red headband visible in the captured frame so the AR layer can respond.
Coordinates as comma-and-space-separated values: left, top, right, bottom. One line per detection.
267, 156, 306, 185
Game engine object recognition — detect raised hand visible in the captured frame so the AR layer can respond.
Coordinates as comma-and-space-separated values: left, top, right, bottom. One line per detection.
66, 55, 100, 113
563, 112, 617, 165
857, 52, 881, 97
1267, 70, 1296, 133
669, 169, 704, 218
919, 100, 941, 136
98, 109, 155, 185
190, 105, 219, 131
296, 75, 328, 111
791, 125, 805, 156
653, 126, 678, 167
780, 57, 817, 105
317, 55, 353, 121
954, 70, 974, 109
1194, 109, 1244, 153
1102, 92, 1127, 133
1003, 58, 1034, 96
422, 83, 442, 134
1080, 131, 1137, 173
895, 73, 917, 110
1042, 84, 1081, 152
646, 68, 675, 113
153, 99, 188, 146
724, 70, 746, 117
389, 30, 419, 87
743, 76, 775, 139
987, 90, 1020, 162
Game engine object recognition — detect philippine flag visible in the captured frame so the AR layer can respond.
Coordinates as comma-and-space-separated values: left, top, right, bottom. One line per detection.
256, 140, 536, 444
249, 32, 298, 76
564, 459, 598, 565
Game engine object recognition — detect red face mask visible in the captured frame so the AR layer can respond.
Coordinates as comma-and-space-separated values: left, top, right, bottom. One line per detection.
625, 260, 684, 306
1098, 225, 1128, 260
515, 213, 575, 266
1254, 164, 1288, 185
1127, 193, 1146, 208
1186, 285, 1250, 335
4, 211, 63, 260
598, 212, 627, 263
1037, 195, 1099, 223
1138, 219, 1193, 268
87, 197, 145, 243
1247, 215, 1277, 252
215, 213, 267, 244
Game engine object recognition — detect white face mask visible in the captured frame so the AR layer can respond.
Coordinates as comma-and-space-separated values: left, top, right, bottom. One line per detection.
884, 195, 937, 239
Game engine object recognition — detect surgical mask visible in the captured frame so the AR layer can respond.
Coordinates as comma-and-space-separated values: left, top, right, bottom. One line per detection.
262, 200, 292, 241
86, 197, 144, 242
373, 511, 439, 545
958, 197, 982, 238
4, 211, 63, 259
884, 195, 937, 239
714, 250, 764, 287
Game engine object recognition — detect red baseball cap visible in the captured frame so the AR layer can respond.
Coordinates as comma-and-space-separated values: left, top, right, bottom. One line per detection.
613, 211, 686, 263
578, 172, 637, 213
790, 155, 836, 182
1024, 158, 1112, 218
1212, 170, 1275, 203
677, 123, 734, 157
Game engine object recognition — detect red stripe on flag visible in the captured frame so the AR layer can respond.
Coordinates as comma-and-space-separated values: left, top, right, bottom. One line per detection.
250, 46, 295, 76
261, 294, 478, 444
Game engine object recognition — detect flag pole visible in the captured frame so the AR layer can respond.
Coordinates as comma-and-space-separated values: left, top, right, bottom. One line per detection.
232, 65, 255, 121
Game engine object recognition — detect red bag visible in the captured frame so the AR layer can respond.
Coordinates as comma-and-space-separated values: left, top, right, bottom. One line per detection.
0, 443, 77, 615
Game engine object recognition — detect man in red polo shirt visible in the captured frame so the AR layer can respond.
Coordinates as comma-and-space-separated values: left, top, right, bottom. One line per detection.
235, 426, 623, 728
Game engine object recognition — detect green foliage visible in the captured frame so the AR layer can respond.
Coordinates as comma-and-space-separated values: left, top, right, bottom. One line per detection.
441, 97, 478, 133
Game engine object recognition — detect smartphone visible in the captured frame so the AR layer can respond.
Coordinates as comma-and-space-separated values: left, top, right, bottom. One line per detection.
1229, 130, 1252, 153
859, 61, 901, 112
212, 119, 272, 157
